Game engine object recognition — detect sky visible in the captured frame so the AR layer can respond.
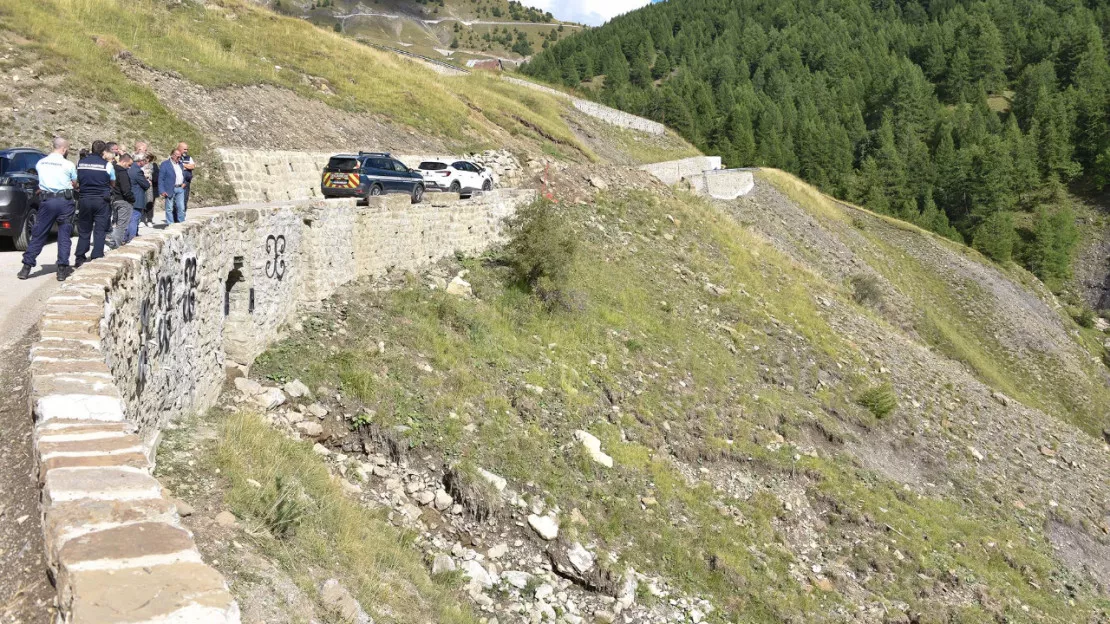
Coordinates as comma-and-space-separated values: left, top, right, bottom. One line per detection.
527, 0, 662, 27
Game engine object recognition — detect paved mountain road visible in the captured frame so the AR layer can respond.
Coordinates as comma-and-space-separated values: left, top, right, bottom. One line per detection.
0, 240, 63, 624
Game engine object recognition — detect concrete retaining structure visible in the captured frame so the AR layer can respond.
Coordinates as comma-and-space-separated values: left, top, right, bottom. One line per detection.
639, 156, 723, 186
688, 169, 756, 200
502, 76, 666, 135
29, 189, 535, 623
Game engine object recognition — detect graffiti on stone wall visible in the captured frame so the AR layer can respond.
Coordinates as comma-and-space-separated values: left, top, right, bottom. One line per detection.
182, 256, 198, 323
157, 275, 174, 354
265, 234, 287, 281
137, 298, 151, 394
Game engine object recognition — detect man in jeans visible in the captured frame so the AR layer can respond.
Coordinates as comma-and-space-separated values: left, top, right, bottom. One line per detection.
176, 142, 196, 215
158, 148, 186, 224
17, 137, 78, 282
108, 153, 135, 249
74, 140, 115, 267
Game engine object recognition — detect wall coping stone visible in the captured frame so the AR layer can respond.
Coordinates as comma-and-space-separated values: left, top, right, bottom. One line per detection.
28, 189, 536, 623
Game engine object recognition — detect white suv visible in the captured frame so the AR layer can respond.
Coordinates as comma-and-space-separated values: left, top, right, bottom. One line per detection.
416, 160, 495, 196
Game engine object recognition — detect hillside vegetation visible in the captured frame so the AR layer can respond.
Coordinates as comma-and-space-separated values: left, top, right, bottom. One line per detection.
524, 0, 1110, 288
218, 170, 1110, 623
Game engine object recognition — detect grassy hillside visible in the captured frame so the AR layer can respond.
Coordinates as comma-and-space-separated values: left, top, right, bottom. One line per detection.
0, 0, 695, 207
223, 173, 1110, 622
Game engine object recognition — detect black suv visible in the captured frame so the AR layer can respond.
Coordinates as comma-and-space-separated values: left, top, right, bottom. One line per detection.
321, 152, 425, 204
0, 148, 46, 250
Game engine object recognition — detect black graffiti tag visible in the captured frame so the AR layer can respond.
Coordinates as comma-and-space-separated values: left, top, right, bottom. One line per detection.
266, 234, 286, 281
182, 257, 198, 323
157, 276, 173, 354
137, 298, 151, 394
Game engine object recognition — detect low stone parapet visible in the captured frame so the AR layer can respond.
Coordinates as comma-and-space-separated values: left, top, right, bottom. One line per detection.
29, 188, 536, 622
639, 156, 724, 186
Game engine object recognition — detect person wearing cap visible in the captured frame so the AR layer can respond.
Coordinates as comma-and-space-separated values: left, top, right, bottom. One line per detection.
17, 137, 78, 281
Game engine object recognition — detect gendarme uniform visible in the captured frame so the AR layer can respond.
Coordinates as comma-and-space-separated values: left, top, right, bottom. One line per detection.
20, 151, 77, 278
74, 153, 115, 265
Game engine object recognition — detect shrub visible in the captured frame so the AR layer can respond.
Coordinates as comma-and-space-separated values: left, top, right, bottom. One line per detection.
1025, 205, 1078, 290
503, 198, 578, 303
259, 475, 309, 538
1074, 306, 1096, 329
856, 384, 898, 419
972, 211, 1016, 263
849, 274, 883, 308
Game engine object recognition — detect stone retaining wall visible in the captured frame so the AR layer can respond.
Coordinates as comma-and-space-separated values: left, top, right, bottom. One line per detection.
217, 149, 524, 204
502, 76, 666, 135
639, 156, 724, 186
29, 189, 535, 623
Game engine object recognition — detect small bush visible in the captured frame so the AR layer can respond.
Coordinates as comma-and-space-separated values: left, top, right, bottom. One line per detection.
849, 274, 883, 308
856, 384, 898, 419
259, 475, 309, 538
503, 198, 578, 305
1074, 306, 1096, 329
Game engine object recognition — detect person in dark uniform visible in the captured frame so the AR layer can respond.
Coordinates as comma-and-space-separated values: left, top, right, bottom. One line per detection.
73, 140, 116, 266
18, 137, 78, 281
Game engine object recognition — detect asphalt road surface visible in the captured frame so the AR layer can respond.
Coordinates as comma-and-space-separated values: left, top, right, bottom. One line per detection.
0, 237, 61, 623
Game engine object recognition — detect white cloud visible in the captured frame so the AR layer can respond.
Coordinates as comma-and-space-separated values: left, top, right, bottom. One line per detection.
527, 0, 652, 26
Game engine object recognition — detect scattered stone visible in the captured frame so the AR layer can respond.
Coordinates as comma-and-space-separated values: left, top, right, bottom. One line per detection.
319, 578, 372, 624
313, 443, 331, 456
234, 377, 263, 397
528, 514, 559, 540
566, 542, 595, 575
574, 430, 614, 468
446, 275, 473, 298
487, 543, 509, 560
434, 489, 454, 511
502, 570, 533, 589
414, 490, 436, 506
589, 176, 609, 190
463, 559, 494, 588
432, 554, 456, 575
215, 511, 238, 528
968, 446, 984, 462
296, 421, 323, 437
254, 387, 286, 410
174, 499, 194, 517
1040, 445, 1057, 457
308, 402, 329, 418
284, 378, 311, 398
478, 468, 507, 492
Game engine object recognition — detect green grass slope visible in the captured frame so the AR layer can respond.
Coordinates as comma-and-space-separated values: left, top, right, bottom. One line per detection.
248, 178, 1110, 622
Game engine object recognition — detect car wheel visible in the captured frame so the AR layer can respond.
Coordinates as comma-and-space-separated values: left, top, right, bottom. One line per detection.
368, 184, 383, 197
482, 179, 493, 191
411, 184, 425, 204
14, 207, 36, 251
449, 181, 461, 194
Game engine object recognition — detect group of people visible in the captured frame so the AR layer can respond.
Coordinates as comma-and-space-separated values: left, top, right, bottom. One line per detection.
17, 137, 197, 282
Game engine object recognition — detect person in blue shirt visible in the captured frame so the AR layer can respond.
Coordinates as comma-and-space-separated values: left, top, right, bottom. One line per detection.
158, 149, 187, 224
73, 140, 116, 267
18, 137, 78, 282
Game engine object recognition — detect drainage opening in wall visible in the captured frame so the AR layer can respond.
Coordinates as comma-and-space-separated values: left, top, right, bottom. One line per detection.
224, 257, 251, 317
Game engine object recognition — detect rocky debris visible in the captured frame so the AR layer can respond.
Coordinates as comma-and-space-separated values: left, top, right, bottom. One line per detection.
296, 421, 323, 437
462, 559, 495, 588
215, 511, 238, 527
318, 578, 372, 624
446, 275, 473, 298
467, 149, 524, 188
528, 514, 560, 540
478, 468, 507, 492
589, 176, 609, 191
573, 430, 614, 468
308, 403, 329, 418
432, 554, 456, 575
284, 378, 311, 398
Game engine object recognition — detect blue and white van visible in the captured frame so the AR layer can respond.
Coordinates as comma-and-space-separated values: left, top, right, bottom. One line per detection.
321, 152, 425, 204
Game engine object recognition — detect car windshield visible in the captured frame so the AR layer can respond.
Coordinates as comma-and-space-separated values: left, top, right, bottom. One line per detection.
327, 157, 360, 172
419, 162, 447, 170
